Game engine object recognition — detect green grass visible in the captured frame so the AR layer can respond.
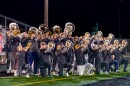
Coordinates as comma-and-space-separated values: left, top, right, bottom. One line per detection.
0, 65, 130, 86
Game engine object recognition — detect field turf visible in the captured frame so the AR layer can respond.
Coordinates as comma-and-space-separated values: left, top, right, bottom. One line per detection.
0, 65, 130, 86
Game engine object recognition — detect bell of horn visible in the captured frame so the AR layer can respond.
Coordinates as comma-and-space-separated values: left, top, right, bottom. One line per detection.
39, 24, 49, 33
65, 22, 75, 32
52, 25, 62, 34
9, 22, 19, 31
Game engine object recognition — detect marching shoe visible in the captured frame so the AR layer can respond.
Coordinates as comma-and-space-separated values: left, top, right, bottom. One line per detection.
65, 73, 69, 77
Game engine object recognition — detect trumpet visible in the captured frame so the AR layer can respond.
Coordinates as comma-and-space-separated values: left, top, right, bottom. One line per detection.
99, 47, 105, 52
108, 33, 114, 40
96, 31, 103, 37
81, 47, 87, 52
119, 44, 125, 52
62, 45, 69, 53
110, 45, 116, 53
45, 42, 55, 52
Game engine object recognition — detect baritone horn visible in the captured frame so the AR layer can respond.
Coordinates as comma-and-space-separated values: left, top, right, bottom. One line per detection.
65, 22, 75, 32
9, 22, 21, 35
39, 24, 49, 33
9, 22, 19, 31
52, 25, 62, 34
28, 27, 38, 36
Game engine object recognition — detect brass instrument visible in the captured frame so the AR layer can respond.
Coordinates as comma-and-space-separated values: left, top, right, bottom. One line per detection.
9, 22, 19, 31
96, 31, 103, 37
24, 43, 32, 51
84, 32, 90, 39
36, 29, 43, 36
28, 27, 37, 36
45, 42, 55, 52
62, 45, 69, 53
122, 40, 128, 46
119, 44, 125, 52
39, 24, 49, 33
74, 44, 81, 50
48, 42, 55, 50
99, 46, 106, 52
61, 40, 72, 53
9, 22, 20, 36
81, 46, 87, 52
110, 45, 116, 53
52, 25, 62, 34
108, 33, 114, 40
65, 22, 75, 32
65, 40, 73, 47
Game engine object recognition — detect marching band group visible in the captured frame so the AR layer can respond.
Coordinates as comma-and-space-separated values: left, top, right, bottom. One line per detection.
3, 22, 129, 78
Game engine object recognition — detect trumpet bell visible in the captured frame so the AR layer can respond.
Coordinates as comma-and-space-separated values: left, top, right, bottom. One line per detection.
66, 40, 72, 47
48, 42, 55, 50
96, 31, 103, 37
74, 44, 80, 50
108, 33, 114, 40
36, 29, 43, 35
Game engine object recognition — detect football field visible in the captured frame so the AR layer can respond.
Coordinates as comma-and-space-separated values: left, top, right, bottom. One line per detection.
0, 65, 130, 86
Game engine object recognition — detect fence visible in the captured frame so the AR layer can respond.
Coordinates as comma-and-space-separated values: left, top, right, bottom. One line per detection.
0, 14, 33, 32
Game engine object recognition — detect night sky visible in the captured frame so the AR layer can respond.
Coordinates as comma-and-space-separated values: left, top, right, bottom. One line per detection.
0, 0, 130, 38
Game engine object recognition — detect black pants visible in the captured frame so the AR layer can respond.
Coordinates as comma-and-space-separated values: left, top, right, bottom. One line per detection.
29, 51, 39, 74
120, 59, 128, 71
58, 63, 72, 76
25, 51, 29, 64
95, 59, 101, 74
40, 63, 51, 77
101, 61, 109, 72
52, 56, 57, 71
88, 54, 94, 64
